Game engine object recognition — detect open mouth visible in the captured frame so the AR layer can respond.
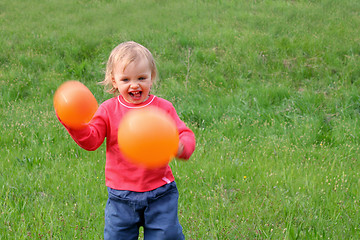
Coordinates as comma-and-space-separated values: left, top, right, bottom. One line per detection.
129, 91, 142, 99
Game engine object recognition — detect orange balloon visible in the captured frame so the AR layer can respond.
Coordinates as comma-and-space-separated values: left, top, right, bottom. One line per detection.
53, 81, 98, 129
118, 107, 179, 169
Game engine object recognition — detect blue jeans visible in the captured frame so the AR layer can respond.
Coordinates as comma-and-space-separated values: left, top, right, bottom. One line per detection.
104, 182, 185, 240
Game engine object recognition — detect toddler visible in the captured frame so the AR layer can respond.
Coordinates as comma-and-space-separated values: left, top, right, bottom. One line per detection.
58, 41, 196, 239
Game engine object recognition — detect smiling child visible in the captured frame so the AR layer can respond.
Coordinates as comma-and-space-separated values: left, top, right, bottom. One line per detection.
58, 41, 196, 239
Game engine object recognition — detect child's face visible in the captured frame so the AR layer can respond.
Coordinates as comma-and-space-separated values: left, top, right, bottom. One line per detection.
112, 59, 153, 104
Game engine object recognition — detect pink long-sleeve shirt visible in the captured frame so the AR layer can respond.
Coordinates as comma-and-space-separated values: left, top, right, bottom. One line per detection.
60, 95, 196, 192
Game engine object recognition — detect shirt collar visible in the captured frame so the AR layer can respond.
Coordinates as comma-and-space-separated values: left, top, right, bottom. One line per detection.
117, 95, 156, 109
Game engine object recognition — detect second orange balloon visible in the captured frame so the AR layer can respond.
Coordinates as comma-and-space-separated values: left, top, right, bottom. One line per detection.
117, 107, 179, 169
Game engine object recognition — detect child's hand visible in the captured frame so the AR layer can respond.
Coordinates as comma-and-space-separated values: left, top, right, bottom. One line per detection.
176, 142, 184, 159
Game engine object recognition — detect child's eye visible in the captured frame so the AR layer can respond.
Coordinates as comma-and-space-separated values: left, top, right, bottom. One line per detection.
138, 77, 145, 80
122, 78, 129, 82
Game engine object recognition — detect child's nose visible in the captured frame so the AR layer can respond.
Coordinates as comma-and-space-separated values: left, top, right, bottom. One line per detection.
130, 82, 139, 89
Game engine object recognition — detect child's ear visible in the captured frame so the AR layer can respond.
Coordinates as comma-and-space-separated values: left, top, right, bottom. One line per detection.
111, 77, 118, 91
151, 72, 156, 83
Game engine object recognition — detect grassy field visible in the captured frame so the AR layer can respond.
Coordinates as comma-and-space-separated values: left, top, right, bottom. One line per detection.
1, 0, 360, 239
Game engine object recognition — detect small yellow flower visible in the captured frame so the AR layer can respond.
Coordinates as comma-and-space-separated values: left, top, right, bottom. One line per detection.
244, 176, 247, 179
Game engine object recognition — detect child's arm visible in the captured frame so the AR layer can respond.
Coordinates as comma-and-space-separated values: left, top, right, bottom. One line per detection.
167, 106, 196, 160
57, 107, 107, 151
176, 125, 196, 160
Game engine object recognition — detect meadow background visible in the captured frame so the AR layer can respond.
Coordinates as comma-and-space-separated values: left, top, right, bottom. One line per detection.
1, 0, 359, 239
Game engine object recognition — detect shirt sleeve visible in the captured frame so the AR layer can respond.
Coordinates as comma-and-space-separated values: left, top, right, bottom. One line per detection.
168, 105, 196, 160
56, 105, 108, 151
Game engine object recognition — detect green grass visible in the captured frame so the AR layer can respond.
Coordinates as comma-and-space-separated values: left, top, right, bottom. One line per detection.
1, 0, 360, 239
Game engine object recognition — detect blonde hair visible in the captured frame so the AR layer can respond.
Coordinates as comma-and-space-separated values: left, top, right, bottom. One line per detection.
100, 41, 157, 95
